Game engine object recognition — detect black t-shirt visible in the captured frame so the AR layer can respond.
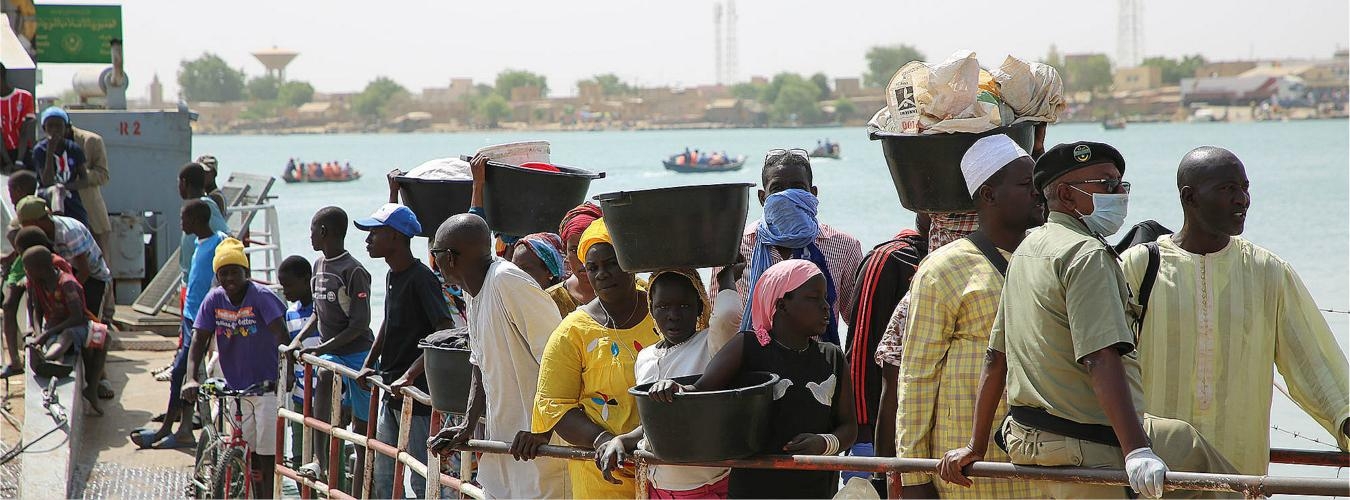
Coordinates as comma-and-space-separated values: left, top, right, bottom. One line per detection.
312, 252, 375, 355
379, 260, 451, 415
729, 333, 848, 499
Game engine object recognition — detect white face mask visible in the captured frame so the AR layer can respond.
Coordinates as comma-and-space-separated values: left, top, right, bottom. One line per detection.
1072, 186, 1129, 236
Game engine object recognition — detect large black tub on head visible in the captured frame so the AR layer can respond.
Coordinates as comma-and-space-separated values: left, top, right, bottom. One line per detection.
869, 121, 1036, 213
593, 183, 753, 272
420, 328, 472, 414
472, 157, 605, 236
631, 371, 779, 463
395, 176, 474, 238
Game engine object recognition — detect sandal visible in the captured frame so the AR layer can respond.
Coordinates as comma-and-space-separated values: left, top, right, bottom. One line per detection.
150, 434, 196, 449
297, 461, 322, 479
129, 428, 162, 449
98, 379, 115, 399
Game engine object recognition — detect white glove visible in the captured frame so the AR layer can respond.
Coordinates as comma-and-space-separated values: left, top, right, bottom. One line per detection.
1125, 447, 1168, 498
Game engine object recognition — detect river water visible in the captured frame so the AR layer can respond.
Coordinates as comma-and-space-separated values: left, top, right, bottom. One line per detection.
196, 120, 1349, 488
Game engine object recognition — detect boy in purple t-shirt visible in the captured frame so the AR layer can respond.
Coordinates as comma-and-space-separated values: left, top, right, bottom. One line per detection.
181, 238, 288, 499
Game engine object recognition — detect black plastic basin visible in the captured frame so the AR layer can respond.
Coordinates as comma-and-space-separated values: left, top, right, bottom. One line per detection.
421, 341, 471, 414
474, 157, 605, 236
631, 371, 778, 463
869, 122, 1036, 213
593, 183, 752, 272
395, 176, 473, 238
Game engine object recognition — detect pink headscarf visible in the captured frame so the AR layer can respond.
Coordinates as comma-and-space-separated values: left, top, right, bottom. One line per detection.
749, 260, 823, 347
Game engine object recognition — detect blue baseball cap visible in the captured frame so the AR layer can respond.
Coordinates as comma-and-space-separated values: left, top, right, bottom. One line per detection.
354, 203, 422, 238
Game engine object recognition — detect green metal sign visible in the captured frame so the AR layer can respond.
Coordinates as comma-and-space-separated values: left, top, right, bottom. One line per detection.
34, 5, 123, 64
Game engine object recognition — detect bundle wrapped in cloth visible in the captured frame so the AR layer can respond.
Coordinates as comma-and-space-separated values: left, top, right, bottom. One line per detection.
993, 55, 1066, 124
869, 50, 1064, 135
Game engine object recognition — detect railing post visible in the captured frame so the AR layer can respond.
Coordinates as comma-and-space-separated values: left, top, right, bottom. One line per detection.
300, 362, 314, 499
393, 394, 414, 498
427, 412, 444, 500
362, 384, 379, 499
328, 367, 344, 494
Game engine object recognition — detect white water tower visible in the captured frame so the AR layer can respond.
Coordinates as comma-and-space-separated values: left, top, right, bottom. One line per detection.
252, 46, 298, 81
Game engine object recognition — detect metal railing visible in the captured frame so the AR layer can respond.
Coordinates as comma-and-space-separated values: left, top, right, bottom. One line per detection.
274, 350, 484, 500
276, 350, 1350, 499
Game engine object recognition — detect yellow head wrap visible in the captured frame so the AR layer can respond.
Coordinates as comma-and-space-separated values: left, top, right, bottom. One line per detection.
648, 268, 712, 332
212, 237, 249, 272
577, 218, 613, 266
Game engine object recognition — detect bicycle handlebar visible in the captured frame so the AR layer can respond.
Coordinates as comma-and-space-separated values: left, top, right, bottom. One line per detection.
200, 378, 277, 398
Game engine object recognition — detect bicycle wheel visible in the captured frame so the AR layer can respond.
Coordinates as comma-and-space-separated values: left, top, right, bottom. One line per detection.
188, 439, 221, 499
210, 447, 250, 499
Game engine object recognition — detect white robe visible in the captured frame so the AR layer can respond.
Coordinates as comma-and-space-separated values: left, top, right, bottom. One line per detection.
466, 259, 569, 498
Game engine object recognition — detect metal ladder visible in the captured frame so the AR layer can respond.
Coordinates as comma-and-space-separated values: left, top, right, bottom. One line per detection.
231, 202, 282, 285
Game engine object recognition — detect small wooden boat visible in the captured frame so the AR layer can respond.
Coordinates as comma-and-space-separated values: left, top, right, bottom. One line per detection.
809, 142, 841, 159
663, 155, 745, 173
282, 169, 362, 183
1102, 117, 1126, 130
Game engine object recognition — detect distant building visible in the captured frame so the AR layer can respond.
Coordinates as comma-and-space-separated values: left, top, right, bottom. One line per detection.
1179, 76, 1278, 105
749, 75, 768, 85
1194, 61, 1258, 79
149, 74, 163, 108
834, 78, 862, 98
1113, 66, 1161, 91
422, 78, 474, 104
510, 85, 542, 102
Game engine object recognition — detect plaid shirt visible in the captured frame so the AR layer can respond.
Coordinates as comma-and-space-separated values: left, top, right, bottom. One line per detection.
896, 238, 1032, 497
715, 221, 864, 335
874, 213, 979, 368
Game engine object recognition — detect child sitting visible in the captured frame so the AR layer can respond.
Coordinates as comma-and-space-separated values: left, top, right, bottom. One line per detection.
677, 260, 857, 499
181, 238, 290, 499
2, 224, 72, 377
22, 246, 103, 414
595, 264, 743, 498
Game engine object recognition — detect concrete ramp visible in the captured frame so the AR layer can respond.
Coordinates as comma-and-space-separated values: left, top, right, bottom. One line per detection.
19, 360, 83, 499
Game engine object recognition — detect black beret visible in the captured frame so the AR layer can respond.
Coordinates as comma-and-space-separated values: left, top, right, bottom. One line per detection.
1033, 141, 1126, 191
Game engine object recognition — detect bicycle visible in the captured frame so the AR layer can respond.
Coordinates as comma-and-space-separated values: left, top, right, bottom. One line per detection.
187, 378, 277, 499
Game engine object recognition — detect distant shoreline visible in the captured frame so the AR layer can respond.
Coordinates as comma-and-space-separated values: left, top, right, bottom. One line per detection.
193, 114, 1348, 136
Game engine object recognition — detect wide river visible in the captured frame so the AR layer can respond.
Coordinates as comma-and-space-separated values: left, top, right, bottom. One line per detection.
197, 120, 1348, 489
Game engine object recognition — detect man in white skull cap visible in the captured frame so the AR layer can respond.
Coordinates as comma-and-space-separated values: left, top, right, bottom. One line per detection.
895, 133, 1044, 499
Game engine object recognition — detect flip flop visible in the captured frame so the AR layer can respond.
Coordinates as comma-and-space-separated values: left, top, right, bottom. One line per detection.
98, 379, 115, 399
129, 428, 162, 449
150, 434, 196, 450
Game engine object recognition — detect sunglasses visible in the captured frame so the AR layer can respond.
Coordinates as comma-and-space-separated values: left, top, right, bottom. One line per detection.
429, 247, 459, 258
1068, 178, 1131, 194
764, 148, 809, 166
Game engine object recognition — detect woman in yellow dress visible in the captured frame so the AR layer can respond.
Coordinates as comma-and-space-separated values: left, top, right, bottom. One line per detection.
517, 219, 658, 498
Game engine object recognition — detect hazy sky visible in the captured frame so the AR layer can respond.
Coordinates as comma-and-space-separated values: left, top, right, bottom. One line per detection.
36, 0, 1349, 100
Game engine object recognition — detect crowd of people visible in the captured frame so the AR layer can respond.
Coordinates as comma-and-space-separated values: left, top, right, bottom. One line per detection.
5, 94, 1349, 499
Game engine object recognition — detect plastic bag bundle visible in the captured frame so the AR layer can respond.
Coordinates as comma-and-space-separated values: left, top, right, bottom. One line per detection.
993, 55, 1065, 124
883, 50, 1004, 134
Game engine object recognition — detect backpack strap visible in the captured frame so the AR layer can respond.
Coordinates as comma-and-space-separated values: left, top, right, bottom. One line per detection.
965, 231, 1008, 277
1135, 241, 1161, 337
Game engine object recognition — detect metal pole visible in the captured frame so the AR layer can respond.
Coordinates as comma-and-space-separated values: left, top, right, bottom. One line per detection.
450, 440, 1350, 498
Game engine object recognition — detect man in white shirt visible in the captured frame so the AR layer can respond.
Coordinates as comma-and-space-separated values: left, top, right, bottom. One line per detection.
427, 213, 569, 498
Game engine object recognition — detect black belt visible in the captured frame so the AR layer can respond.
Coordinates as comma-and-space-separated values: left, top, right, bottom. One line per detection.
1008, 406, 1121, 447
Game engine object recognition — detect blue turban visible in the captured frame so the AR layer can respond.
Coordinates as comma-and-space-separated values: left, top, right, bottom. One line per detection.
740, 188, 839, 342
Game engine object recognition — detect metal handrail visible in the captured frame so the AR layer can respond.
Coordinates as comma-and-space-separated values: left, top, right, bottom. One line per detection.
277, 348, 1349, 499
451, 440, 1350, 498
273, 349, 484, 499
